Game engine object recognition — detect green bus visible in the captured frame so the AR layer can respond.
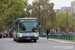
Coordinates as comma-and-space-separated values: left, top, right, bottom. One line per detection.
13, 18, 40, 42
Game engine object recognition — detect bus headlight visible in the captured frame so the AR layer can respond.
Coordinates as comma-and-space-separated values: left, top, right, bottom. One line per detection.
34, 33, 39, 37
18, 34, 22, 37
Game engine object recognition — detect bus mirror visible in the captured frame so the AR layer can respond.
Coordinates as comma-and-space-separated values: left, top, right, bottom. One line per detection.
16, 20, 19, 24
38, 21, 40, 25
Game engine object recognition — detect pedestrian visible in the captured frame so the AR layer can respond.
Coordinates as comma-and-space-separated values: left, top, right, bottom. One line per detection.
2, 33, 4, 38
46, 28, 50, 39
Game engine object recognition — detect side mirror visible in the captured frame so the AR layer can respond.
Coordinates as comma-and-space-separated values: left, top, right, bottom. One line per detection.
38, 21, 40, 25
16, 20, 19, 24
16, 22, 18, 24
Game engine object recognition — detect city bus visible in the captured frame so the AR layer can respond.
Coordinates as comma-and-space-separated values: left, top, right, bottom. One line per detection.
13, 18, 40, 42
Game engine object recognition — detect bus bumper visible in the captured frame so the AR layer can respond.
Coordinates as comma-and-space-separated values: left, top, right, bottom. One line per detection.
17, 37, 39, 40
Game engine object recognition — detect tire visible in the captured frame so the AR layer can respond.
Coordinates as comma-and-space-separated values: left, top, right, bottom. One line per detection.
16, 37, 19, 42
16, 39, 19, 42
13, 38, 16, 41
0, 35, 2, 38
34, 40, 37, 42
13, 36, 16, 41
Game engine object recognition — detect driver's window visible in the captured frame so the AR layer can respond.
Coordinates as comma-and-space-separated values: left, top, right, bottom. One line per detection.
19, 23, 26, 31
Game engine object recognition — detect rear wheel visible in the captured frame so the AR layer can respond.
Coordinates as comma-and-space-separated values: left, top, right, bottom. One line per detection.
13, 36, 16, 41
13, 38, 16, 41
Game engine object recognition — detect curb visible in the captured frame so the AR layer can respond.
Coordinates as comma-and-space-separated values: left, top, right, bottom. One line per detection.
39, 37, 75, 45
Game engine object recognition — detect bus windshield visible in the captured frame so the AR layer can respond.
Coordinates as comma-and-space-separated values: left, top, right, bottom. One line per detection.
19, 22, 38, 32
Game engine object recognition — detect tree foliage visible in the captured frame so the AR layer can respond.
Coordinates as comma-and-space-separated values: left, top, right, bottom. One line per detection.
0, 0, 30, 31
31, 0, 56, 31
55, 10, 73, 32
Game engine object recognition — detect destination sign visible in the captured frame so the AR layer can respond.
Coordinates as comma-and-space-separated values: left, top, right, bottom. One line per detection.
19, 19, 38, 23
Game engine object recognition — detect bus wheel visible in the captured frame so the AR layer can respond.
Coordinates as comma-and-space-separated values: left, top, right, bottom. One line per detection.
13, 38, 16, 41
13, 36, 16, 41
34, 40, 37, 42
16, 38, 19, 42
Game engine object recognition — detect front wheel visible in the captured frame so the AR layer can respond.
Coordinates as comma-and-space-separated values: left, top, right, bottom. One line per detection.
13, 36, 16, 41
34, 40, 37, 42
16, 37, 19, 42
16, 40, 19, 42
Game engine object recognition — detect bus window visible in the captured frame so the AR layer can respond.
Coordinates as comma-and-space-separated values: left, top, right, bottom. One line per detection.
19, 22, 38, 32
19, 23, 26, 31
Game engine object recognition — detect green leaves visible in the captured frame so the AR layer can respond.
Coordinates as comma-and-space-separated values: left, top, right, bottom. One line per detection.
55, 11, 73, 32
0, 0, 30, 31
30, 0, 56, 31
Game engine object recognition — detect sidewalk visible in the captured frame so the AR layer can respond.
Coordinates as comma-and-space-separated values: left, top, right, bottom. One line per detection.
39, 37, 75, 45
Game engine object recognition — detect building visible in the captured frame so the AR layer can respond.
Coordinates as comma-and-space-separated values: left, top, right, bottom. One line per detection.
61, 7, 71, 12
71, 0, 75, 13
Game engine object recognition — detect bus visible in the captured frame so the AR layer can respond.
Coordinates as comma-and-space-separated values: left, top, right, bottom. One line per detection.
13, 18, 40, 42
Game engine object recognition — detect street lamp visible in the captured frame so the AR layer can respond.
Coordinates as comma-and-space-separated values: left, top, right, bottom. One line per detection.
38, 0, 40, 21
42, 17, 46, 31
42, 0, 45, 32
45, 18, 46, 30
72, 16, 73, 33
66, 10, 68, 34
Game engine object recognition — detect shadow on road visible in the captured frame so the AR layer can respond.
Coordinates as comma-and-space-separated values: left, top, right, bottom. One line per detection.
16, 40, 38, 43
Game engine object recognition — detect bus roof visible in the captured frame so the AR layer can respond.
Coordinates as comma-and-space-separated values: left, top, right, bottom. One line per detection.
13, 18, 38, 23
18, 18, 38, 20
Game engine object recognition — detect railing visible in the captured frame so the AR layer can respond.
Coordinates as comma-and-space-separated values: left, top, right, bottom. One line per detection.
39, 34, 75, 41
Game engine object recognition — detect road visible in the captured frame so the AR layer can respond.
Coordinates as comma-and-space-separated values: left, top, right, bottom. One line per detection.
0, 38, 75, 50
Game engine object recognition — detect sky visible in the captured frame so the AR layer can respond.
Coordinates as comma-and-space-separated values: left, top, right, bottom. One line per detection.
28, 0, 74, 9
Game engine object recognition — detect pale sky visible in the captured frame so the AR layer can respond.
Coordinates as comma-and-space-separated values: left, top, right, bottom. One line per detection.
28, 0, 74, 9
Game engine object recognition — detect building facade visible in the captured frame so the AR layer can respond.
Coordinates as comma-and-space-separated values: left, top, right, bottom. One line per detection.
71, 0, 75, 13
61, 7, 71, 12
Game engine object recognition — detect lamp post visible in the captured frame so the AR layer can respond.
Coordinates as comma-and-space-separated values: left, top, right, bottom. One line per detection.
42, 16, 44, 32
45, 18, 46, 30
66, 10, 68, 34
38, 0, 40, 34
42, 0, 45, 32
42, 17, 46, 32
72, 17, 73, 33
38, 0, 40, 21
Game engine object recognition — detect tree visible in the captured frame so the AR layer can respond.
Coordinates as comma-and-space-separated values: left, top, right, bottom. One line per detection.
55, 10, 73, 32
0, 0, 30, 33
31, 0, 56, 32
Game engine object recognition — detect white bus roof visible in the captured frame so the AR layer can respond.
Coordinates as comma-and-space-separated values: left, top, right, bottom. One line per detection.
13, 18, 38, 23
18, 18, 38, 20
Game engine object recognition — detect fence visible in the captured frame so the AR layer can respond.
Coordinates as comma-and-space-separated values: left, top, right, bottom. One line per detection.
39, 34, 75, 41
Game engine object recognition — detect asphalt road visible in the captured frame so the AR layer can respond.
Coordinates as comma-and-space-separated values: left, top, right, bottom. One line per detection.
0, 38, 75, 50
